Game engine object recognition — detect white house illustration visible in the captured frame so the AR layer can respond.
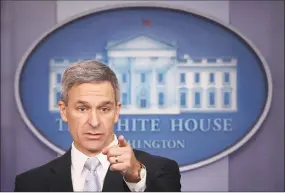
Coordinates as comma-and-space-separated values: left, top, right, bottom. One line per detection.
49, 35, 237, 114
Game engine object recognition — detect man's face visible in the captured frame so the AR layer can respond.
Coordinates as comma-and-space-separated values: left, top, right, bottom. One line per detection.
58, 82, 121, 156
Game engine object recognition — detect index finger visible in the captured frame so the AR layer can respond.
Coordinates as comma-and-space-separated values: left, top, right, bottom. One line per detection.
118, 135, 128, 147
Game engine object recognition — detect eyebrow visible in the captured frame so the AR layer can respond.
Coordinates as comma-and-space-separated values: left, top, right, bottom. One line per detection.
75, 100, 114, 106
75, 100, 89, 105
98, 101, 114, 107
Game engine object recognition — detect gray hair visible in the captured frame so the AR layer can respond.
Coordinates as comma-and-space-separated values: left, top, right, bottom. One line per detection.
61, 60, 120, 105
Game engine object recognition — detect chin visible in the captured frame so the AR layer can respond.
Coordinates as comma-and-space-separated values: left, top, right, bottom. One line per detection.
83, 141, 104, 154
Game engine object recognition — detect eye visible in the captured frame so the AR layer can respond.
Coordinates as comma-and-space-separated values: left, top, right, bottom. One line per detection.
100, 107, 110, 113
77, 107, 88, 112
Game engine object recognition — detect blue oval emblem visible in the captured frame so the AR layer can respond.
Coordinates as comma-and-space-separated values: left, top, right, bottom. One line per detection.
15, 5, 272, 171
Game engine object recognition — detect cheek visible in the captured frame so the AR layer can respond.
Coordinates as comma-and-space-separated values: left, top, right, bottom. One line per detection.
67, 113, 88, 131
102, 113, 117, 127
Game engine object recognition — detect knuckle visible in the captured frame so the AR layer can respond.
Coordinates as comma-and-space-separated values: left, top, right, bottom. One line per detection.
110, 148, 118, 156
127, 148, 133, 154
111, 164, 116, 171
109, 148, 115, 155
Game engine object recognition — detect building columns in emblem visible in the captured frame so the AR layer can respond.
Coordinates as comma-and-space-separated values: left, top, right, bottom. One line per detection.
151, 66, 158, 108
130, 58, 136, 108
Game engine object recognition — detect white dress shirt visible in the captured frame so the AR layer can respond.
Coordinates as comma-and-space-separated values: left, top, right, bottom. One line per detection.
71, 135, 147, 191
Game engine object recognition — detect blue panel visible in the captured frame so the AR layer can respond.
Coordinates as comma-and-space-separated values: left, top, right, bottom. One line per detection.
122, 73, 127, 83
224, 72, 230, 83
56, 73, 61, 84
224, 92, 230, 106
159, 92, 164, 105
141, 73, 146, 83
180, 92, 186, 106
141, 99, 147, 108
180, 73, 185, 84
195, 73, 200, 83
158, 73, 164, 83
210, 92, 215, 105
122, 93, 128, 105
195, 92, 200, 105
210, 73, 215, 83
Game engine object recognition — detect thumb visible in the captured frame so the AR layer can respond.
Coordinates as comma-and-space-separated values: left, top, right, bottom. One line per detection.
118, 135, 128, 147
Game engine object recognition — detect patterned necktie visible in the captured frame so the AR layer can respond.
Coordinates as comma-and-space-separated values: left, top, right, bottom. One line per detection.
83, 157, 101, 191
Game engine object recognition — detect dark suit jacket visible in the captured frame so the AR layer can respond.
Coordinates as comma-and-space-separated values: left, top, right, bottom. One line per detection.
14, 149, 181, 192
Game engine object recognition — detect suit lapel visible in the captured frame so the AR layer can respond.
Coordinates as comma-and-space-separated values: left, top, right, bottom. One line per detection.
45, 148, 137, 191
48, 149, 74, 192
102, 168, 129, 192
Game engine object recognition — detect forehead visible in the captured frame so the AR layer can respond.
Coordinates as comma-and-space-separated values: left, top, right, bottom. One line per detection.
67, 82, 116, 103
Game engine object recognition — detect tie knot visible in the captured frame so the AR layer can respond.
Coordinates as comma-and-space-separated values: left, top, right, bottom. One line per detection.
85, 157, 100, 172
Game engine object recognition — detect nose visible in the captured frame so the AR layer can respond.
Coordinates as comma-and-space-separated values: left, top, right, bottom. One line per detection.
88, 110, 100, 128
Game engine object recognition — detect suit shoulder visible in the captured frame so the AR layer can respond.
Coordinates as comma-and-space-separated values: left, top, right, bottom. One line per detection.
16, 155, 61, 181
15, 156, 64, 191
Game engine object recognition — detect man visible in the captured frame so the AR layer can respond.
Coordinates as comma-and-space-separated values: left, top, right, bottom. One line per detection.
14, 60, 181, 192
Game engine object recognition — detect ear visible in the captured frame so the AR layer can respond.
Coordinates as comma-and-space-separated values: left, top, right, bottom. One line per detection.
58, 101, 68, 122
114, 102, 122, 123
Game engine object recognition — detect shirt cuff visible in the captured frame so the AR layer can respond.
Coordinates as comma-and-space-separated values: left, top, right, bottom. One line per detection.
124, 167, 147, 192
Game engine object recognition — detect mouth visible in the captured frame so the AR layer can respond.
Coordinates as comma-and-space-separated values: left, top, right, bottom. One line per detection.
84, 133, 104, 139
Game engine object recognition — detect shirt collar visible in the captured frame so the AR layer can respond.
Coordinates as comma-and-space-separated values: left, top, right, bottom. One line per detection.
71, 134, 118, 173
